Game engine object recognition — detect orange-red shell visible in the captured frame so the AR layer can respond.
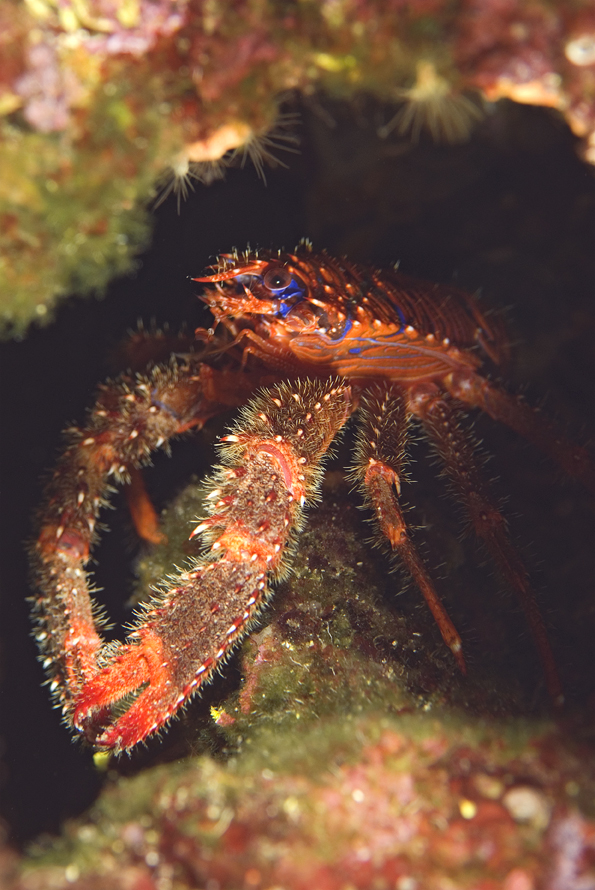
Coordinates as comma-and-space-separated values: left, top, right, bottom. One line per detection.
197, 246, 509, 382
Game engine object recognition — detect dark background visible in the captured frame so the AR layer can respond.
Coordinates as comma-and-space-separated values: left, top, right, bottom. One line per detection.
1, 95, 593, 845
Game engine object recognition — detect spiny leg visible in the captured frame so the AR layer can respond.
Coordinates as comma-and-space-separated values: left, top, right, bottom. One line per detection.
73, 379, 353, 751
445, 371, 594, 493
31, 360, 259, 723
409, 384, 564, 706
352, 384, 466, 673
110, 322, 197, 374
122, 361, 271, 544
34, 372, 353, 751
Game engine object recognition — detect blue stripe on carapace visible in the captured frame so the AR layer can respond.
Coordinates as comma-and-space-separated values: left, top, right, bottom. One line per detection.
333, 316, 353, 341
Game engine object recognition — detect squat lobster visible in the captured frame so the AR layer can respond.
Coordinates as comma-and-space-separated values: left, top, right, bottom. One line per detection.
31, 245, 593, 752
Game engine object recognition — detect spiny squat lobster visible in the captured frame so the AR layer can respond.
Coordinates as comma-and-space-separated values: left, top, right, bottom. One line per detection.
32, 244, 593, 752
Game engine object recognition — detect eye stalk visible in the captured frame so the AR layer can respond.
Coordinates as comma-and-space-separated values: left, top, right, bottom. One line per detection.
194, 257, 308, 323
263, 266, 293, 291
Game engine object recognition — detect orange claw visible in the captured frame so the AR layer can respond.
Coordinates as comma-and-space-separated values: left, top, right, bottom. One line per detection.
73, 628, 174, 751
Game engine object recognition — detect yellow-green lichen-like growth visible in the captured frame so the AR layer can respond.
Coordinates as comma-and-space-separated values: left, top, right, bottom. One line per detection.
1, 0, 592, 334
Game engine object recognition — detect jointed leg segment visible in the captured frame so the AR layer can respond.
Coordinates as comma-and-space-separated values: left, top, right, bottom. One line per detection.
353, 384, 466, 673
32, 361, 250, 723
33, 369, 353, 751
445, 372, 595, 494
409, 383, 564, 706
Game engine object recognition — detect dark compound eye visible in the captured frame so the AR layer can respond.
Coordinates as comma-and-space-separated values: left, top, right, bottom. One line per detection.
263, 266, 293, 291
